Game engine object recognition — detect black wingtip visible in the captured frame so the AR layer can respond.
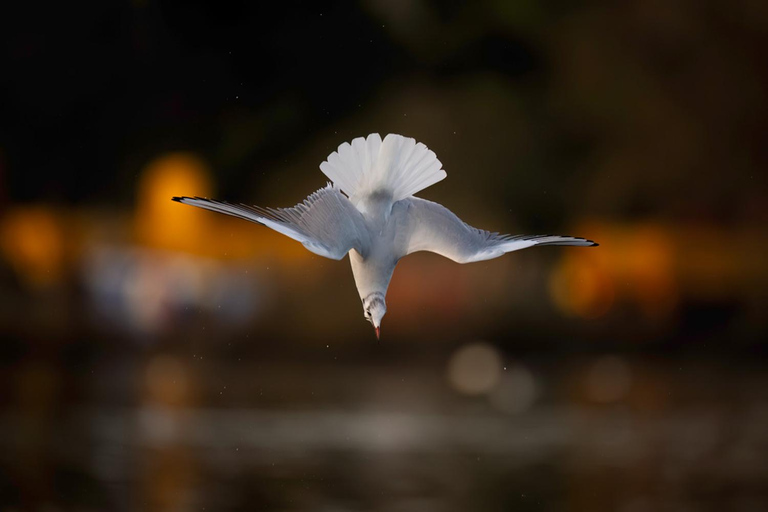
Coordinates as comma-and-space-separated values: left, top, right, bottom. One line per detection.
591, 242, 599, 247
171, 196, 184, 203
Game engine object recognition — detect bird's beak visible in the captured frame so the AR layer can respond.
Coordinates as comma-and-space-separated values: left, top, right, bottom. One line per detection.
374, 326, 381, 340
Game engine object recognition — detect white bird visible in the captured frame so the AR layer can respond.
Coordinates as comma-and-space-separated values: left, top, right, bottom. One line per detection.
173, 133, 597, 339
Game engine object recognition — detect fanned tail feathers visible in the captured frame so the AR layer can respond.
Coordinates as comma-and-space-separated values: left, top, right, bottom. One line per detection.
319, 133, 446, 205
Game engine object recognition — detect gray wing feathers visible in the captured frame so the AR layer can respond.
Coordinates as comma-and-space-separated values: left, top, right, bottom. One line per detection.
173, 184, 370, 260
396, 197, 596, 263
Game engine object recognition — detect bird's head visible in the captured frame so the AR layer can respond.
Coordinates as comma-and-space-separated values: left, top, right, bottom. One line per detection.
362, 292, 387, 340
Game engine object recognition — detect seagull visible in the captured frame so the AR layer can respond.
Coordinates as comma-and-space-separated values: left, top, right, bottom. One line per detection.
173, 133, 597, 339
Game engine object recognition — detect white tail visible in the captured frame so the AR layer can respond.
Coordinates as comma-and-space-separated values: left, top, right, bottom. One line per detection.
319, 134, 446, 205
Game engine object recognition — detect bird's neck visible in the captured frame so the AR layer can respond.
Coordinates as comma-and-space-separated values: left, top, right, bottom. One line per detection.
349, 249, 394, 301
361, 292, 386, 310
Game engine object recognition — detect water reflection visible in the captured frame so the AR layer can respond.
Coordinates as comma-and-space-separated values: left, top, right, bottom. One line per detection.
2, 357, 766, 511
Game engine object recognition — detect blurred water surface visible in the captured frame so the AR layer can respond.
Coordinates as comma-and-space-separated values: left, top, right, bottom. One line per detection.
2, 354, 767, 511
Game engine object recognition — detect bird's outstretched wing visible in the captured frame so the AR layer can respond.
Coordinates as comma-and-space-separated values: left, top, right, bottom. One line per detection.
394, 197, 597, 263
173, 184, 371, 260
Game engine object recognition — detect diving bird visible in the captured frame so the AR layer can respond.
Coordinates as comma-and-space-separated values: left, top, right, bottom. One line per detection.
172, 133, 597, 339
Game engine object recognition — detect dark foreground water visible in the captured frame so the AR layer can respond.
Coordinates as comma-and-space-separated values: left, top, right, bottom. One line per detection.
1, 356, 767, 512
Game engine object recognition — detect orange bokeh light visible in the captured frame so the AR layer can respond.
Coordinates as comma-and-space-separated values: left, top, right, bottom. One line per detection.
549, 221, 680, 321
0, 206, 65, 288
135, 152, 313, 264
135, 152, 214, 253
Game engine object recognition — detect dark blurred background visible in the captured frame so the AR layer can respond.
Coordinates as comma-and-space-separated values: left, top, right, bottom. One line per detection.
2, 1, 768, 511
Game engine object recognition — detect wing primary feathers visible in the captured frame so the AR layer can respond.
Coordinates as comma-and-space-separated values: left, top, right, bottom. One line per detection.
396, 197, 598, 263
172, 185, 370, 260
